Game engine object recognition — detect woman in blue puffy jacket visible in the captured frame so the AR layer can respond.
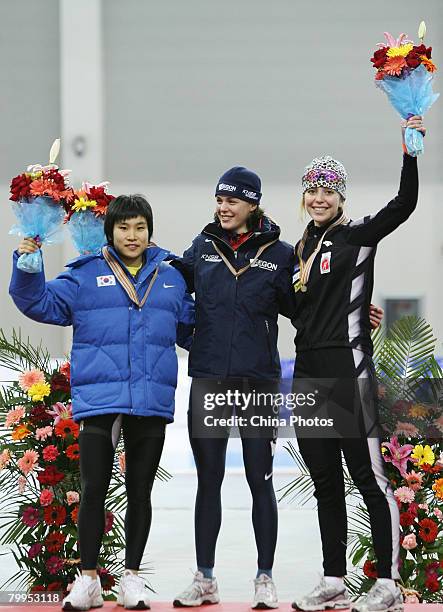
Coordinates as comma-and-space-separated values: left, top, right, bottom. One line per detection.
9, 195, 194, 612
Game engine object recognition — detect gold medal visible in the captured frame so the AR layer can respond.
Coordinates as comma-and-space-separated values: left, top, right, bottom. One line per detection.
301, 285, 307, 293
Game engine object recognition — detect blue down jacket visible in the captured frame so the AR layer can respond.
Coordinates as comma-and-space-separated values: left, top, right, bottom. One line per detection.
173, 217, 296, 379
9, 246, 195, 422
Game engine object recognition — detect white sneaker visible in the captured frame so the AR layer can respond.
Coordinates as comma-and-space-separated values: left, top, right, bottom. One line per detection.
252, 574, 279, 609
117, 570, 151, 610
173, 571, 220, 607
292, 578, 351, 611
62, 573, 103, 611
351, 582, 403, 612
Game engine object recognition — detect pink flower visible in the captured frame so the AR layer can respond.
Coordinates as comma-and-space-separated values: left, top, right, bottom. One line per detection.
418, 503, 429, 511
433, 508, 443, 520
35, 426, 53, 441
381, 437, 414, 477
46, 556, 64, 575
394, 486, 415, 504
404, 470, 424, 492
0, 449, 11, 470
28, 543, 43, 559
393, 421, 419, 438
40, 489, 54, 506
47, 401, 72, 425
18, 369, 45, 391
18, 476, 27, 493
4, 406, 26, 428
404, 593, 420, 604
17, 450, 39, 475
66, 491, 79, 505
118, 452, 126, 474
402, 533, 417, 550
42, 445, 59, 462
22, 506, 40, 528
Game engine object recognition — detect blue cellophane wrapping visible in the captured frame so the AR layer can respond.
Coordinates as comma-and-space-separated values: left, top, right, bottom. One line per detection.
376, 64, 439, 156
9, 196, 65, 273
67, 210, 106, 255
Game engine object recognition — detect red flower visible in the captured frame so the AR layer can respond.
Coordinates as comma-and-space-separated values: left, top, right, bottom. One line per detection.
22, 506, 40, 527
71, 505, 79, 524
413, 44, 432, 59
97, 567, 116, 592
400, 511, 414, 527
104, 511, 114, 534
405, 52, 421, 69
55, 418, 79, 439
38, 466, 65, 486
46, 555, 64, 575
50, 372, 71, 393
66, 443, 80, 461
60, 362, 71, 381
30, 585, 45, 593
418, 518, 439, 543
47, 582, 63, 592
45, 531, 66, 553
425, 575, 440, 593
370, 47, 388, 69
42, 445, 59, 462
421, 463, 442, 474
29, 404, 51, 425
363, 560, 378, 579
44, 504, 67, 527
10, 173, 32, 201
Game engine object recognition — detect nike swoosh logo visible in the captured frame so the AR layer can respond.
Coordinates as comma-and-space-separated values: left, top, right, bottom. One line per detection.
264, 472, 273, 481
205, 239, 212, 242
163, 283, 175, 288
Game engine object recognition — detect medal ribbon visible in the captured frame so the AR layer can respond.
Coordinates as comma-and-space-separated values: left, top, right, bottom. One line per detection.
211, 240, 278, 279
102, 246, 159, 308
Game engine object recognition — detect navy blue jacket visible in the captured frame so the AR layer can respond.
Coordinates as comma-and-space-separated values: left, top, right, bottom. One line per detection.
9, 246, 195, 422
174, 217, 296, 379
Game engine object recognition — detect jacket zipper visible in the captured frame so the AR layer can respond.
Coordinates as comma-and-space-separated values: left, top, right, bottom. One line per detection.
265, 319, 273, 366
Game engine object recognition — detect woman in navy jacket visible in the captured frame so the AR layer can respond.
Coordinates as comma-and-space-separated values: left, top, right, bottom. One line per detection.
10, 195, 194, 611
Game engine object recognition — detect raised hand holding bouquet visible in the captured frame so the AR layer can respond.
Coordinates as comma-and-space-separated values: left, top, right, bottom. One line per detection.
371, 22, 439, 156
64, 181, 114, 255
9, 139, 73, 273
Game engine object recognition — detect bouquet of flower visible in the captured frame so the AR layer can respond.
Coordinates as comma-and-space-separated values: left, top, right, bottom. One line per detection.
64, 182, 115, 255
9, 139, 74, 273
370, 22, 439, 156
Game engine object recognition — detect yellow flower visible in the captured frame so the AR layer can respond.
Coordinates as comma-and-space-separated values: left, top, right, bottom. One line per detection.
27, 381, 51, 402
72, 197, 97, 212
387, 43, 413, 58
411, 444, 435, 467
381, 446, 387, 454
408, 404, 429, 419
432, 478, 443, 500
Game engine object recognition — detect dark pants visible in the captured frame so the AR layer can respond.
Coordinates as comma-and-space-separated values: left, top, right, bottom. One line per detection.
78, 413, 166, 570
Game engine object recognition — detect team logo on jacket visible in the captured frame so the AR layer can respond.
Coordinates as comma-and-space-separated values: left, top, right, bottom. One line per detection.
201, 254, 222, 263
250, 259, 278, 271
96, 275, 116, 287
320, 252, 331, 274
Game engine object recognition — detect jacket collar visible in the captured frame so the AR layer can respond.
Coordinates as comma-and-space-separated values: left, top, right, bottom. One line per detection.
202, 216, 281, 250
106, 244, 170, 284
307, 211, 343, 237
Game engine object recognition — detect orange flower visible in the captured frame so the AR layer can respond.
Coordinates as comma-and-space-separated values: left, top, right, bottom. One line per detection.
66, 443, 79, 461
432, 478, 443, 500
420, 56, 437, 73
55, 418, 79, 439
29, 179, 54, 197
384, 56, 406, 76
12, 423, 31, 441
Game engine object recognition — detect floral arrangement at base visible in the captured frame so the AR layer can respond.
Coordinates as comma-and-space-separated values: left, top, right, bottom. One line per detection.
9, 139, 74, 273
0, 329, 170, 597
64, 182, 115, 256
370, 22, 439, 157
280, 317, 443, 602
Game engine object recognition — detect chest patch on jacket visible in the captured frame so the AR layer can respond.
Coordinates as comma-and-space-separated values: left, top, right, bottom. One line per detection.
96, 275, 116, 287
320, 252, 331, 274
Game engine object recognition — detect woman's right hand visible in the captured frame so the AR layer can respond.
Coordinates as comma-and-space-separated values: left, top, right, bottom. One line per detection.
17, 237, 40, 255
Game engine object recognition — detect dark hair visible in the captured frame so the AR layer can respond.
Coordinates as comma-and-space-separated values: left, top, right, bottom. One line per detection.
213, 204, 265, 231
104, 194, 154, 244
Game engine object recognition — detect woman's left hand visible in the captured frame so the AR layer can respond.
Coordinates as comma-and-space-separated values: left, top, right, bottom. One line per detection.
369, 304, 384, 330
402, 115, 426, 137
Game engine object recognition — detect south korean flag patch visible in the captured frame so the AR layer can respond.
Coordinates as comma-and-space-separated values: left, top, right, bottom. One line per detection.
320, 252, 331, 274
96, 275, 116, 287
